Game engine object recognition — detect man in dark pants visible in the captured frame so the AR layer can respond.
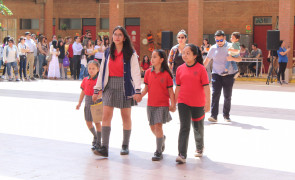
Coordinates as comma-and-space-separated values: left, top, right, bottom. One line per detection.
72, 36, 83, 80
204, 30, 241, 122
248, 43, 262, 77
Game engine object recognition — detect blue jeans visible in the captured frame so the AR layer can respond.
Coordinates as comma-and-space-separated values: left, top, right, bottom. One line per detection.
79, 64, 88, 80
38, 54, 46, 76
0, 59, 2, 70
225, 61, 238, 71
6, 61, 18, 77
19, 55, 27, 78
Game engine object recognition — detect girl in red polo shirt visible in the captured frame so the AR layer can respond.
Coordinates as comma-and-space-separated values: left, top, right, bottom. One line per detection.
140, 55, 151, 77
76, 60, 102, 152
175, 44, 211, 164
141, 49, 176, 161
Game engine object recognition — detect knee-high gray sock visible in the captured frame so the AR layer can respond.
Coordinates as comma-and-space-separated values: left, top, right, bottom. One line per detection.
102, 126, 111, 148
156, 137, 164, 153
96, 131, 101, 146
122, 129, 131, 146
89, 127, 97, 145
64, 68, 67, 78
60, 68, 62, 77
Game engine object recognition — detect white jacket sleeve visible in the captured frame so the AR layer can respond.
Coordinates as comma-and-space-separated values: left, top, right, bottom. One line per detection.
3, 46, 7, 62
94, 52, 105, 93
130, 52, 141, 93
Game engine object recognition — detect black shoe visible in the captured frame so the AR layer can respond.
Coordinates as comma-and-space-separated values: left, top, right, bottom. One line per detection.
30, 77, 36, 80
152, 151, 163, 161
91, 145, 96, 151
224, 116, 231, 122
162, 135, 166, 153
120, 145, 129, 155
93, 146, 108, 157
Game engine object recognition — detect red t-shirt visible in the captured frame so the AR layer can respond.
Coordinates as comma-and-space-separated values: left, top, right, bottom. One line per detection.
144, 68, 173, 107
109, 50, 124, 77
176, 62, 209, 107
141, 62, 151, 70
80, 75, 98, 96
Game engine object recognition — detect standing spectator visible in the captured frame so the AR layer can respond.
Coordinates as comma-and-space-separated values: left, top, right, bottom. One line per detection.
238, 44, 249, 77
140, 55, 151, 77
66, 37, 74, 79
103, 36, 110, 49
201, 39, 212, 82
18, 36, 30, 81
58, 40, 65, 79
168, 30, 187, 84
72, 36, 83, 80
32, 34, 39, 78
94, 36, 104, 64
0, 40, 3, 80
48, 40, 60, 79
1, 36, 10, 79
25, 32, 37, 80
37, 36, 48, 79
267, 49, 278, 77
248, 43, 262, 77
277, 40, 290, 85
82, 31, 92, 47
92, 26, 142, 157
3, 38, 20, 81
204, 30, 241, 123
85, 39, 95, 62
49, 35, 57, 47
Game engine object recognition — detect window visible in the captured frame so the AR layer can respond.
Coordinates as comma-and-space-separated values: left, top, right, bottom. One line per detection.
59, 18, 81, 30
254, 17, 272, 25
83, 18, 96, 26
125, 18, 140, 26
53, 18, 56, 26
20, 19, 39, 30
100, 18, 109, 30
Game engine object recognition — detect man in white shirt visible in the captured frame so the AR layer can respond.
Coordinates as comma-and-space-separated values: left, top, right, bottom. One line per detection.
72, 36, 83, 80
25, 32, 37, 80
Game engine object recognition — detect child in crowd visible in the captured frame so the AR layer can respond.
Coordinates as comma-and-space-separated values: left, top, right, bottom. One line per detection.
175, 44, 210, 164
140, 55, 151, 77
141, 49, 176, 161
221, 32, 240, 76
76, 60, 102, 152
79, 49, 88, 80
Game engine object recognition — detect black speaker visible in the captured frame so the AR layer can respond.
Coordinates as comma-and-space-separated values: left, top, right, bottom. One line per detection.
161, 31, 173, 50
267, 30, 280, 50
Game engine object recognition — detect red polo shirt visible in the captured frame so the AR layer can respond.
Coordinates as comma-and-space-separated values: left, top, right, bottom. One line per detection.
176, 62, 209, 107
141, 62, 151, 71
144, 68, 173, 107
109, 50, 124, 77
80, 75, 98, 96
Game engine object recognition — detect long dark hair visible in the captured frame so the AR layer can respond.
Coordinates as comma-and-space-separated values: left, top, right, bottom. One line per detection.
279, 40, 284, 47
104, 36, 110, 47
110, 26, 134, 62
142, 55, 150, 65
52, 40, 58, 49
185, 44, 203, 65
153, 49, 173, 78
95, 36, 102, 46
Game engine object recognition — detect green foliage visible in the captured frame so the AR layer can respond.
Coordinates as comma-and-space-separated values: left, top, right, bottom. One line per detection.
0, 0, 13, 16
61, 24, 68, 31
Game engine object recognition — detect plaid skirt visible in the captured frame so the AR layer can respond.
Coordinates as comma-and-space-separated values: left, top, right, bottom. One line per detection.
84, 95, 94, 122
103, 76, 137, 109
147, 106, 172, 126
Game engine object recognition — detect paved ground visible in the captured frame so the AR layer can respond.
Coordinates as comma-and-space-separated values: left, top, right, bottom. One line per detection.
0, 80, 295, 180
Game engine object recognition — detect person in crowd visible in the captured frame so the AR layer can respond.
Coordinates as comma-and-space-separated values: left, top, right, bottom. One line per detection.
267, 49, 278, 77
58, 40, 65, 79
37, 36, 48, 79
238, 44, 249, 77
72, 36, 83, 80
85, 39, 95, 62
140, 55, 151, 78
1, 36, 10, 79
48, 40, 60, 79
66, 37, 74, 79
76, 60, 102, 152
92, 26, 141, 157
0, 41, 3, 81
18, 36, 30, 81
25, 32, 37, 80
82, 31, 92, 47
201, 39, 212, 82
79, 49, 88, 80
3, 38, 20, 81
94, 36, 105, 64
175, 44, 210, 164
168, 30, 187, 84
248, 43, 262, 77
141, 49, 175, 161
221, 32, 240, 77
277, 40, 290, 85
64, 36, 72, 79
49, 35, 57, 47
204, 30, 241, 123
103, 36, 110, 49
32, 34, 39, 78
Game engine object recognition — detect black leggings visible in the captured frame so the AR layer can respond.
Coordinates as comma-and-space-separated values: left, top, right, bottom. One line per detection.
277, 62, 287, 81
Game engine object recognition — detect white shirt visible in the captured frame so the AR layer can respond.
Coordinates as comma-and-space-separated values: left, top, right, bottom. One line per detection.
73, 42, 83, 55
3, 45, 19, 63
94, 45, 103, 59
25, 39, 36, 53
18, 43, 27, 56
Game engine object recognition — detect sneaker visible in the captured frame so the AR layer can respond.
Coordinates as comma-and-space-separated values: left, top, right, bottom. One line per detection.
152, 151, 163, 161
15, 78, 20, 82
195, 149, 203, 157
277, 81, 282, 85
208, 116, 217, 123
93, 146, 108, 157
224, 116, 231, 122
234, 72, 240, 79
30, 77, 36, 80
162, 135, 166, 153
8, 78, 12, 81
282, 81, 288, 84
176, 154, 186, 164
91, 145, 96, 152
120, 145, 129, 155
221, 71, 229, 76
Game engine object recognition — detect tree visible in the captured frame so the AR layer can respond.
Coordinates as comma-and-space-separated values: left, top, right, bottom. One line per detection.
0, 0, 13, 16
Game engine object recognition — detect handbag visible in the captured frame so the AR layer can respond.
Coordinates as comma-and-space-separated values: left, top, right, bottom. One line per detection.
63, 57, 70, 67
90, 99, 103, 123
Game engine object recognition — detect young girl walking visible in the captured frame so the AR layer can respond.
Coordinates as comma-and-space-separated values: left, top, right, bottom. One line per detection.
175, 44, 211, 164
141, 49, 176, 161
76, 60, 102, 151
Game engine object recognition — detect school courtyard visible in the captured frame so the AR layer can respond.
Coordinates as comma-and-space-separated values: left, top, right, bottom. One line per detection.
0, 80, 294, 180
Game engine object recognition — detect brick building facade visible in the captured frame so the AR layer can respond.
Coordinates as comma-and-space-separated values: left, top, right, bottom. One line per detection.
0, 0, 294, 80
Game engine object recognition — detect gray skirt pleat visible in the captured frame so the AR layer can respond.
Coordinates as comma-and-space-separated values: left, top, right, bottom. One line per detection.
147, 106, 172, 126
84, 95, 94, 122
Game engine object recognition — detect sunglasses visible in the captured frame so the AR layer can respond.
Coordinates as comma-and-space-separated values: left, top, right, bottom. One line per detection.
178, 36, 185, 39
215, 39, 224, 42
